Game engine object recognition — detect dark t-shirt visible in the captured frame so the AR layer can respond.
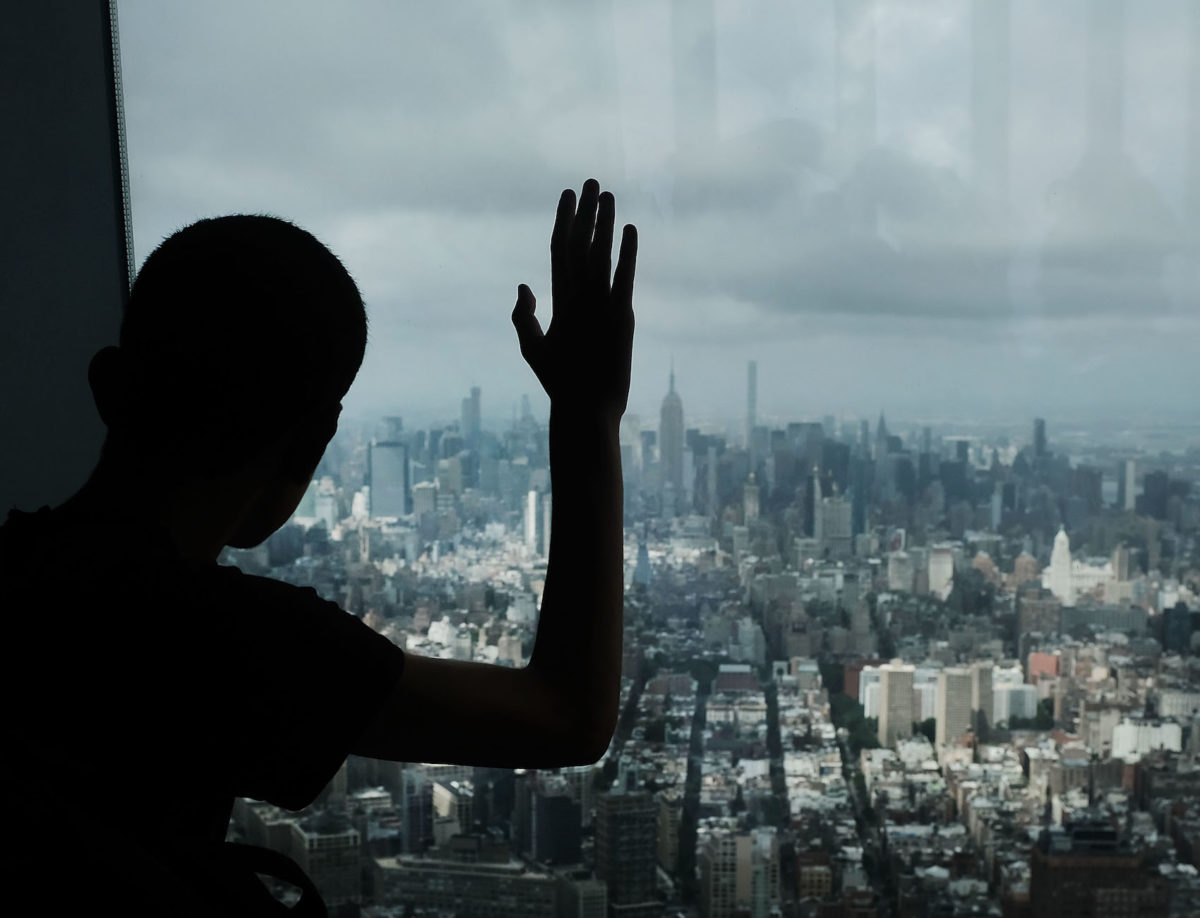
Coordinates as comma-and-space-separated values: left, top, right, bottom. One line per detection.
3, 505, 405, 909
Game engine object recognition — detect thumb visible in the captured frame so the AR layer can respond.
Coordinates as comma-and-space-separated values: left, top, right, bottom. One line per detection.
511, 284, 545, 368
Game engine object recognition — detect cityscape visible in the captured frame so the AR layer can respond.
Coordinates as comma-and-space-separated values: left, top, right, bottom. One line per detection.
219, 368, 1200, 918
10, 2, 1197, 916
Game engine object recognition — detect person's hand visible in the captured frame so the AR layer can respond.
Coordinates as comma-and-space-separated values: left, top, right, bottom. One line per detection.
512, 178, 637, 421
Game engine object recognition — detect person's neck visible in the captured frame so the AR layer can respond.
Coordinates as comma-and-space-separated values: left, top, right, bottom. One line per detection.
57, 454, 261, 563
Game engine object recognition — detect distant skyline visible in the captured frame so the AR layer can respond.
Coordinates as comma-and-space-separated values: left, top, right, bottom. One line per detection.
118, 1, 1198, 424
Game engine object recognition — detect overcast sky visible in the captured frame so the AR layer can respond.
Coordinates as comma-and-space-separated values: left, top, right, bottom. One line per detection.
117, 0, 1198, 434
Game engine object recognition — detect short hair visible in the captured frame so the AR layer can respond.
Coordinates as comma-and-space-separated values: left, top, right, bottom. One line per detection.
114, 215, 366, 474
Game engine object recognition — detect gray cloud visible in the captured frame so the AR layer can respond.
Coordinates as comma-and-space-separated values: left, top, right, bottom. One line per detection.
117, 0, 1199, 421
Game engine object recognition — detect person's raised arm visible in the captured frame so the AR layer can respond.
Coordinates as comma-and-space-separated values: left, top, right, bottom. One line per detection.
352, 179, 636, 766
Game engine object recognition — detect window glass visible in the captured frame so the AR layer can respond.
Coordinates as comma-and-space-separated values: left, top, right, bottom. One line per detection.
116, 0, 1198, 910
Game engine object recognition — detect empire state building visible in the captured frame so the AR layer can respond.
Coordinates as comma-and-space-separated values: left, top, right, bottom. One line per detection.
659, 366, 684, 512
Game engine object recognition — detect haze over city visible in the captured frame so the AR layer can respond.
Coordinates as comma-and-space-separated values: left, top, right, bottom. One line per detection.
117, 0, 1199, 427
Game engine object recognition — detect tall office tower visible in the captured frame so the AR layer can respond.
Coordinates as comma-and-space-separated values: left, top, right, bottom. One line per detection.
289, 813, 361, 908
936, 668, 973, 749
928, 545, 955, 601
399, 766, 433, 854
1139, 470, 1170, 519
639, 429, 657, 473
850, 455, 869, 538
530, 779, 581, 865
1033, 418, 1047, 459
369, 440, 411, 518
560, 877, 608, 918
745, 361, 757, 453
873, 413, 889, 462
461, 386, 481, 449
821, 494, 853, 558
294, 478, 319, 520
657, 792, 682, 872
1111, 543, 1131, 581
706, 444, 718, 516
887, 551, 914, 592
1045, 527, 1074, 607
384, 415, 404, 440
412, 481, 437, 519
659, 366, 684, 512
595, 792, 658, 918
698, 827, 780, 918
1117, 458, 1136, 510
877, 661, 915, 748
743, 475, 759, 523
541, 492, 552, 557
472, 766, 515, 837
971, 0, 1010, 205
525, 490, 539, 554
834, 0, 877, 181
810, 467, 824, 546
970, 661, 994, 739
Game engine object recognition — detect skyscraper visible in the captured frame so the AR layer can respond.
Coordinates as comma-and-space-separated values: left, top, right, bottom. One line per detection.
742, 475, 759, 524
525, 491, 539, 554
745, 360, 757, 453
461, 386, 481, 449
1045, 527, 1074, 607
369, 440, 411, 518
595, 792, 658, 918
936, 668, 972, 749
1033, 418, 1047, 459
928, 545, 955, 601
1117, 458, 1136, 511
878, 661, 915, 748
970, 661, 994, 739
659, 366, 684, 513
809, 467, 823, 546
698, 827, 780, 918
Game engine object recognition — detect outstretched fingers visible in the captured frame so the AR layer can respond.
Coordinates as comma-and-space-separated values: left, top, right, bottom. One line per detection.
568, 179, 600, 302
612, 224, 638, 316
550, 189, 575, 317
589, 191, 615, 296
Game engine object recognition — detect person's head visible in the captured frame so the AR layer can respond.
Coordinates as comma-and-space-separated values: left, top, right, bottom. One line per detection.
90, 215, 367, 544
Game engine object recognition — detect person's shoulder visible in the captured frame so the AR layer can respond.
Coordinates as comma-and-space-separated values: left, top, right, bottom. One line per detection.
0, 505, 52, 552
211, 563, 332, 611
212, 564, 381, 648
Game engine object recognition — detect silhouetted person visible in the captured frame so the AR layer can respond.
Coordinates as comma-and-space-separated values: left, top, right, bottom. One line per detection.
3, 179, 636, 915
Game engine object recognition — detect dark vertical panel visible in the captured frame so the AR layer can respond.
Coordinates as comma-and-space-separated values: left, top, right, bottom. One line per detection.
0, 1, 128, 513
